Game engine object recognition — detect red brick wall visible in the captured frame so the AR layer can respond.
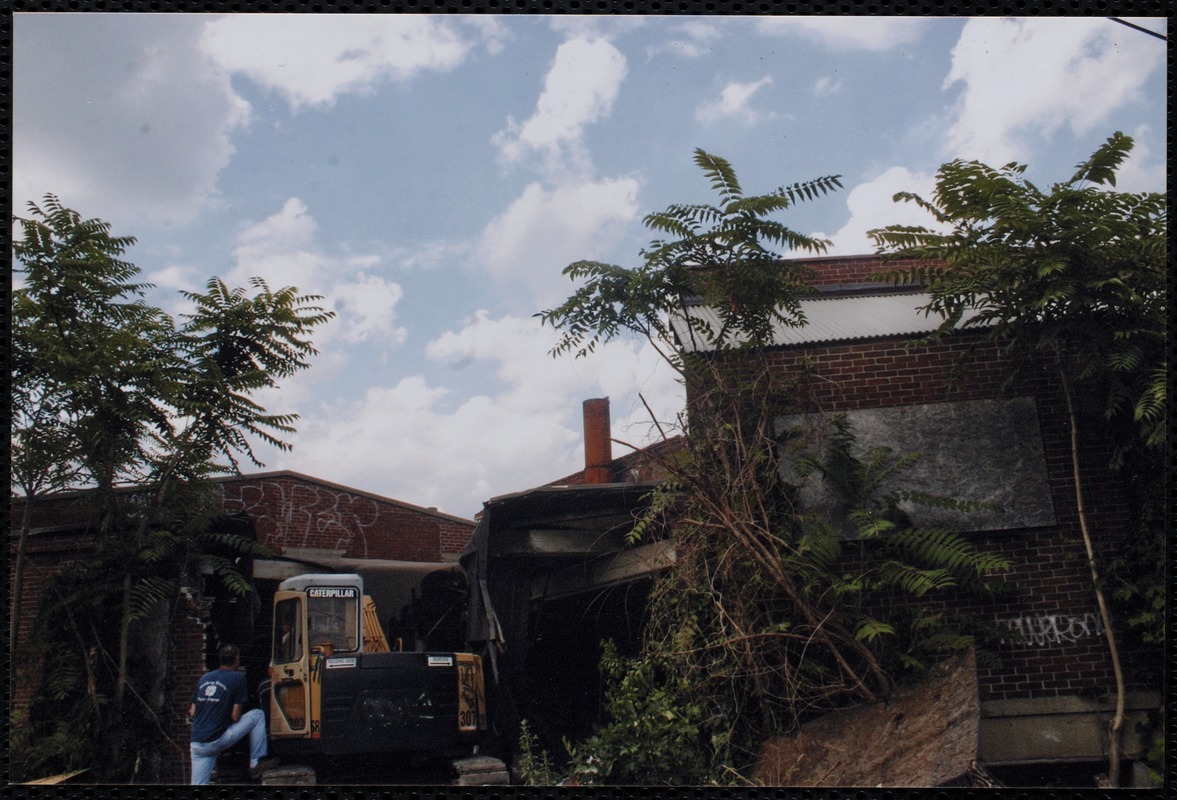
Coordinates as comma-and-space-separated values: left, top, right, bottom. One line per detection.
439, 517, 478, 555
762, 328, 1134, 703
8, 530, 98, 716
971, 529, 1120, 701
160, 594, 210, 783
797, 254, 933, 288
216, 473, 475, 560
764, 336, 1012, 410
548, 260, 1137, 706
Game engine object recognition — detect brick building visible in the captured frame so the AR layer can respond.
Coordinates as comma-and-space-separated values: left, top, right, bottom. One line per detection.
11, 254, 1159, 786
680, 255, 1159, 782
464, 254, 1159, 786
10, 471, 476, 783
740, 256, 1156, 781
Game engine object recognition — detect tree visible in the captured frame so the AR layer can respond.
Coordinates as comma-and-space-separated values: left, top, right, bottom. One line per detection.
10, 195, 335, 780
868, 132, 1166, 786
9, 350, 85, 656
540, 152, 1008, 782
543, 149, 842, 366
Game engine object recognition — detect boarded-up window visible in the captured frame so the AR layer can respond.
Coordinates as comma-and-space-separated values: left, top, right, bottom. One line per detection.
779, 397, 1056, 532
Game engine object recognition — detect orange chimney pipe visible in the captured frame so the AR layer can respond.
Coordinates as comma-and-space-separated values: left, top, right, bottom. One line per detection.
583, 398, 613, 485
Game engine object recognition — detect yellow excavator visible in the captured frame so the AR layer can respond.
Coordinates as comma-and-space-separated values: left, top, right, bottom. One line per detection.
263, 573, 502, 783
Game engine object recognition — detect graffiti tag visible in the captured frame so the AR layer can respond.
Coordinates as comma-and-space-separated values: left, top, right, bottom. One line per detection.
1000, 611, 1104, 646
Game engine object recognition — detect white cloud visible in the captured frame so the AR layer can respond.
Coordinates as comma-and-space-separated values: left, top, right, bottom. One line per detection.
549, 15, 649, 40
279, 378, 575, 518
226, 198, 406, 348
239, 196, 317, 246
15, 15, 250, 225
425, 312, 681, 437
149, 264, 204, 296
493, 36, 628, 173
647, 19, 723, 58
474, 177, 641, 304
386, 240, 473, 272
230, 198, 324, 288
696, 76, 774, 124
756, 17, 930, 51
942, 17, 1167, 165
1111, 124, 1166, 194
458, 15, 513, 56
813, 76, 843, 97
275, 312, 683, 518
819, 167, 940, 256
330, 274, 409, 345
201, 14, 477, 110
425, 310, 528, 371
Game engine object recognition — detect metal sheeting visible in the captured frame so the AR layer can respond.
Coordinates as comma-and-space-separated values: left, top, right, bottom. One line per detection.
671, 292, 985, 352
460, 482, 659, 659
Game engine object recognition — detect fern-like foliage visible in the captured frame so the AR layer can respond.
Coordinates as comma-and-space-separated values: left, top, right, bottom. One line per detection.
867, 133, 1165, 463
776, 175, 845, 206
12, 196, 328, 781
540, 149, 841, 365
694, 149, 744, 205
1069, 130, 1133, 187
789, 414, 1011, 669
854, 617, 897, 642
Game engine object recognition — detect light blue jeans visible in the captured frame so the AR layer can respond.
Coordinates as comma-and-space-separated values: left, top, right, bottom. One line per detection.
190, 708, 269, 785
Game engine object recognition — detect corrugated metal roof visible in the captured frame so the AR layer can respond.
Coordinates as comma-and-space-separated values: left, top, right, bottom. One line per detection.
671, 292, 986, 352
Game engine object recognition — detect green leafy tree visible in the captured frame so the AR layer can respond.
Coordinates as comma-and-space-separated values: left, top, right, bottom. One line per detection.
10, 362, 85, 656
541, 149, 842, 366
11, 195, 334, 781
563, 641, 718, 785
541, 152, 1008, 781
868, 132, 1166, 786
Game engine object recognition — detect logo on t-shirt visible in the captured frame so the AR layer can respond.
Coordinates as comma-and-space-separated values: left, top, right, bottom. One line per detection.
203, 684, 218, 697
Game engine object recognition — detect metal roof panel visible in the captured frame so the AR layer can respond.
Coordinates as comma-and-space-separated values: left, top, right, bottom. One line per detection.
671, 293, 985, 351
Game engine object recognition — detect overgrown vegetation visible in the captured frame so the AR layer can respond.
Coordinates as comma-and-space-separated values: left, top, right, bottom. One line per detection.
869, 132, 1166, 785
10, 196, 334, 781
515, 719, 562, 786
539, 151, 1012, 783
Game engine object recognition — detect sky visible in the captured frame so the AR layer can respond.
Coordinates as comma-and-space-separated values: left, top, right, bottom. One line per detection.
12, 14, 1168, 520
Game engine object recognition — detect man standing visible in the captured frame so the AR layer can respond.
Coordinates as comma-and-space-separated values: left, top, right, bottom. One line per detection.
189, 644, 278, 784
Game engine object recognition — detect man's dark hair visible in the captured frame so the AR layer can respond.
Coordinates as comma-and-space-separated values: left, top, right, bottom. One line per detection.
218, 644, 241, 666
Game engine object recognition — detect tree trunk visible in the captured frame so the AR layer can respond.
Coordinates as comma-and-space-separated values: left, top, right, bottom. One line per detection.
1060, 368, 1126, 786
116, 571, 132, 713
115, 469, 175, 717
130, 594, 177, 783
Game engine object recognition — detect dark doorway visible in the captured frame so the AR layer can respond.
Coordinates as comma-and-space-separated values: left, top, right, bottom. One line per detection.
520, 578, 652, 746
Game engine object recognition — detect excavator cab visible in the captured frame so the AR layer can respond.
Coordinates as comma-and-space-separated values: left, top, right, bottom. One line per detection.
267, 574, 487, 761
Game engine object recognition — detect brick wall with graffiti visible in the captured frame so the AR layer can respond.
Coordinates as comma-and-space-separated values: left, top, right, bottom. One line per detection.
216, 471, 476, 561
760, 255, 1138, 704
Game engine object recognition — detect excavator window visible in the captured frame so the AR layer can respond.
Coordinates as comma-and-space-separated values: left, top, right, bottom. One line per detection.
273, 597, 303, 664
308, 593, 359, 652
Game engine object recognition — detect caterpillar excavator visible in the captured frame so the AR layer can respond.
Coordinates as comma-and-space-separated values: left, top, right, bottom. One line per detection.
260, 573, 507, 785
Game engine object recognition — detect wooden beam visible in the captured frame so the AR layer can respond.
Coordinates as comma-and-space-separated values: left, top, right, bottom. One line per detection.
530, 540, 676, 600
494, 527, 632, 556
21, 770, 90, 785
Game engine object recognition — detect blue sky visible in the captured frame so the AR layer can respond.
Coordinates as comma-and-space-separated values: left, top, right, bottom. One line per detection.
14, 14, 1167, 519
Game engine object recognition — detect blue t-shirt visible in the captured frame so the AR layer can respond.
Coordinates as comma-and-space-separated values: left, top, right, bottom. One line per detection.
190, 667, 249, 744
